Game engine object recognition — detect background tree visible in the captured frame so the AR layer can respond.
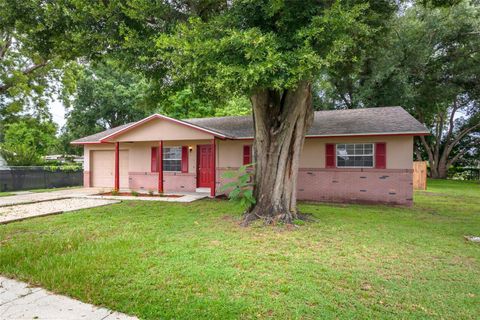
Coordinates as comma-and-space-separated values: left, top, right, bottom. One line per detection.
0, 0, 81, 140
60, 60, 150, 154
0, 118, 58, 166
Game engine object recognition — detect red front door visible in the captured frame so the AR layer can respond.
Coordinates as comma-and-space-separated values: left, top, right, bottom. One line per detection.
197, 145, 212, 187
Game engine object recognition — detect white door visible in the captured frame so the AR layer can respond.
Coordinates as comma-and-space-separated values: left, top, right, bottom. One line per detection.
90, 150, 129, 188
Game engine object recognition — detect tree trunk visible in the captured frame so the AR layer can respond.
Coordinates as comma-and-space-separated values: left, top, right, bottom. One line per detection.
244, 81, 313, 225
436, 164, 448, 179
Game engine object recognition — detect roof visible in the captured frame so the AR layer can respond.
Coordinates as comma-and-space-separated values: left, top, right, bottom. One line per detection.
71, 122, 134, 144
71, 107, 429, 144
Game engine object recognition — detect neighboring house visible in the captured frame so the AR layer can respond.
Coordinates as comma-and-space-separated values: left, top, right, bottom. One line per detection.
71, 107, 428, 205
0, 154, 7, 168
43, 154, 84, 164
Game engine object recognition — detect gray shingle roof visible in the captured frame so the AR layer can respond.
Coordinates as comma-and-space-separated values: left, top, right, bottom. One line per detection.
186, 106, 428, 138
71, 122, 134, 144
72, 107, 428, 143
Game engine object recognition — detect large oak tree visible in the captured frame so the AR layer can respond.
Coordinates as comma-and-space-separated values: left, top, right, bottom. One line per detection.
157, 1, 396, 223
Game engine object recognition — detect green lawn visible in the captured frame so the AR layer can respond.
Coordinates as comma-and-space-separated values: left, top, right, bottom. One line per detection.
0, 180, 479, 319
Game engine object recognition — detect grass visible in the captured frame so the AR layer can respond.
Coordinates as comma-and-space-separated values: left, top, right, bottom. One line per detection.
0, 192, 14, 197
0, 186, 81, 197
0, 179, 479, 319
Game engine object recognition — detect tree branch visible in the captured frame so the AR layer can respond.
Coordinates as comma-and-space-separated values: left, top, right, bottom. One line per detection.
0, 60, 48, 94
0, 34, 12, 60
447, 147, 471, 167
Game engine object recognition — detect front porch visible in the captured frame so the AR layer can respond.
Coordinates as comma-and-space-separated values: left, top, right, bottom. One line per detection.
79, 114, 247, 197
92, 139, 218, 197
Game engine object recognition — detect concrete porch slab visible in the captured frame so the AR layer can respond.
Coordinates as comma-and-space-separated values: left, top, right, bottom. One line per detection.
0, 276, 137, 320
83, 193, 208, 203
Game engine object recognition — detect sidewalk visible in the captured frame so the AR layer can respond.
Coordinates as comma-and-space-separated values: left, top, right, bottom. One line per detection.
0, 277, 137, 320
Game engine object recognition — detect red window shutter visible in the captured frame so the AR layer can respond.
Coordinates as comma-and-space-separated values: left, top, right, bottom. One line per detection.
375, 143, 386, 169
181, 146, 189, 173
325, 143, 335, 168
151, 147, 158, 172
243, 145, 252, 165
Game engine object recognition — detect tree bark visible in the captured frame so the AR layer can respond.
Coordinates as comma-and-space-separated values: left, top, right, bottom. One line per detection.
243, 81, 313, 225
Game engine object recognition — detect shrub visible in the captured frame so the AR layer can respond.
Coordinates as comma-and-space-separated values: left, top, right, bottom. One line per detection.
131, 190, 139, 197
111, 189, 119, 196
220, 164, 255, 210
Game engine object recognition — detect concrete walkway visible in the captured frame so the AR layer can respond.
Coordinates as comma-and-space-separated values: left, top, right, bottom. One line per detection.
0, 276, 137, 320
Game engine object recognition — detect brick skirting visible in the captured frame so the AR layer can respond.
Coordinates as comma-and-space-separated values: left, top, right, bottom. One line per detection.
88, 167, 413, 205
297, 168, 413, 206
128, 172, 196, 193
217, 167, 413, 206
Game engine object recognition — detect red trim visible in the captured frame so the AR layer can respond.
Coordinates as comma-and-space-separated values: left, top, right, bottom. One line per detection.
181, 146, 189, 173
243, 145, 252, 165
306, 132, 429, 139
114, 142, 120, 191
211, 138, 216, 197
158, 141, 163, 193
225, 132, 428, 142
70, 141, 113, 145
98, 114, 227, 142
73, 130, 428, 145
325, 143, 335, 168
375, 142, 386, 169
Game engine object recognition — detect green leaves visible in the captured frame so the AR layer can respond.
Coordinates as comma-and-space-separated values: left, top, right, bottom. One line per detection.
220, 164, 256, 210
0, 118, 58, 166
152, 0, 387, 100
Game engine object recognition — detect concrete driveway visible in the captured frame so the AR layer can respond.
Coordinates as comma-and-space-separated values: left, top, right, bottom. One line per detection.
0, 188, 118, 224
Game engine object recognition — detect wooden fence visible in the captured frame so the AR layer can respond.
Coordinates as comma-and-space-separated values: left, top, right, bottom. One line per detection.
413, 161, 427, 190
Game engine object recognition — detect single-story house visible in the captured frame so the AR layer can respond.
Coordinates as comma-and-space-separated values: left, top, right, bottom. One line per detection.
72, 106, 428, 205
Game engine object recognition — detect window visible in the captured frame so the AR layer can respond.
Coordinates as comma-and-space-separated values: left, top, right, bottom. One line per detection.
163, 147, 182, 171
336, 143, 374, 168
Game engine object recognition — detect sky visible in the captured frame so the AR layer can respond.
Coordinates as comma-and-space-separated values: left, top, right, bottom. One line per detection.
49, 97, 67, 129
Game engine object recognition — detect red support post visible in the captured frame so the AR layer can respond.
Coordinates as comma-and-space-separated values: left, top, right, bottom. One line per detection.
114, 142, 120, 191
211, 138, 216, 197
158, 140, 164, 193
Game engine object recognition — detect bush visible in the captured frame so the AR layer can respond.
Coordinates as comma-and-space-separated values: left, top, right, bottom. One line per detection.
220, 164, 255, 209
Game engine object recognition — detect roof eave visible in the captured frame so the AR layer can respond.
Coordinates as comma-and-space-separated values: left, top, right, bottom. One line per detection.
229, 131, 429, 140
99, 114, 229, 142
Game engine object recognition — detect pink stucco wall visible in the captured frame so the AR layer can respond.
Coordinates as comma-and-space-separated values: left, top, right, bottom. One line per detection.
83, 171, 90, 187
